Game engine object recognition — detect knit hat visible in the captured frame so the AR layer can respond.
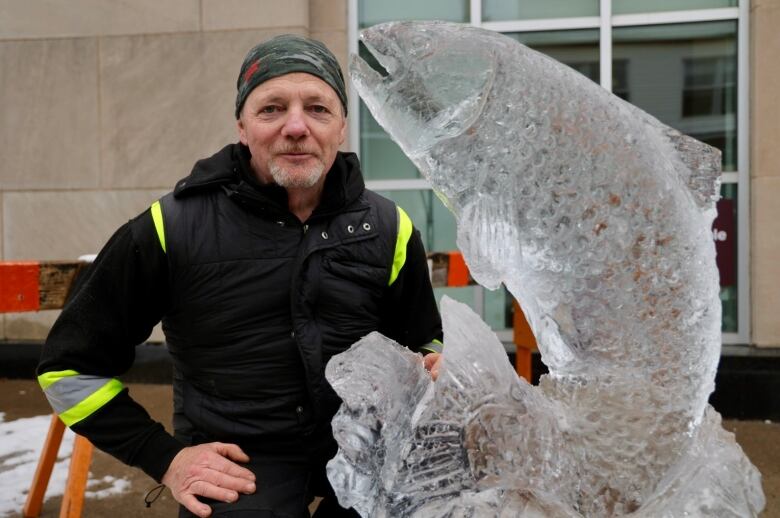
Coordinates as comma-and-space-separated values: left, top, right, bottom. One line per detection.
235, 34, 348, 119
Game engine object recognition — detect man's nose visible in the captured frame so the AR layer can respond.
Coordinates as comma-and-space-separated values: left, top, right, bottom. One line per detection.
281, 109, 310, 139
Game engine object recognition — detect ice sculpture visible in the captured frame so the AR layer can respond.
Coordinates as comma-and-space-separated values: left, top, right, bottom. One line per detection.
325, 20, 766, 517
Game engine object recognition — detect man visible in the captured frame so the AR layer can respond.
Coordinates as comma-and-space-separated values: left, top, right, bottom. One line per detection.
38, 35, 443, 517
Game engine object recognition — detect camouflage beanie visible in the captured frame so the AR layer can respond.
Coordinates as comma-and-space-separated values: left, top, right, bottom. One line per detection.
235, 34, 348, 119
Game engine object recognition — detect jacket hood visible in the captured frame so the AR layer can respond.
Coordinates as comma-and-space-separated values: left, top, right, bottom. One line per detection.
173, 144, 366, 218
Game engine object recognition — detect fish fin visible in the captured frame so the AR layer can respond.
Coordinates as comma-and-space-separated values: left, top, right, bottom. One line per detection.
620, 98, 722, 209
663, 127, 722, 209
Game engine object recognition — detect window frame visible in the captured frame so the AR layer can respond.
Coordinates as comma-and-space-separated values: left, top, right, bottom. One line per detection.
347, 0, 750, 344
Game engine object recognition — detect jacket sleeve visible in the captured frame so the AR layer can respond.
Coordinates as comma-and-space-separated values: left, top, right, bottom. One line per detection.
37, 208, 184, 482
379, 208, 443, 353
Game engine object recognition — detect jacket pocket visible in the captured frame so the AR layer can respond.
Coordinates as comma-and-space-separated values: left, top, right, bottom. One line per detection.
322, 257, 387, 294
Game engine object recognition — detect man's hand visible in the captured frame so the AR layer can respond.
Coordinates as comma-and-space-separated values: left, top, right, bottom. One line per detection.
162, 442, 256, 517
423, 352, 443, 381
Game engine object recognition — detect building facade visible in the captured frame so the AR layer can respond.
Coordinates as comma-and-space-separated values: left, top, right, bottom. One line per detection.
0, 0, 777, 348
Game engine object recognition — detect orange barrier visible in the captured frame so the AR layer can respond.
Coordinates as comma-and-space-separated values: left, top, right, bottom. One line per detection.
0, 261, 85, 313
0, 262, 40, 312
512, 300, 538, 382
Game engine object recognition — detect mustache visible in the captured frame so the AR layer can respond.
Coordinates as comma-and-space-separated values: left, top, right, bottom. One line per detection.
273, 145, 316, 155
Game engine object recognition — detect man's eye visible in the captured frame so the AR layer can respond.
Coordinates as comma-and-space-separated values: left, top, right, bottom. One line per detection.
310, 105, 328, 114
260, 106, 279, 114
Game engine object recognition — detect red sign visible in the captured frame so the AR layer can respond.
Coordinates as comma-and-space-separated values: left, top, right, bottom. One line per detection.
712, 198, 736, 287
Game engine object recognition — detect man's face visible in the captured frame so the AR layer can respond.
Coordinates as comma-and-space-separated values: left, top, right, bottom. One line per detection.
237, 72, 346, 189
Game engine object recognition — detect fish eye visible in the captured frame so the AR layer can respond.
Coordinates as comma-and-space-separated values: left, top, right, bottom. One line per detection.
410, 34, 431, 54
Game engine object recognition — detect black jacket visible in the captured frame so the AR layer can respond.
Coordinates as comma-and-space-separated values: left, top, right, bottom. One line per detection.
38, 144, 442, 482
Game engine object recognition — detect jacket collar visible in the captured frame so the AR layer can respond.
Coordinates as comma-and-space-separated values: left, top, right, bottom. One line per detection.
174, 143, 366, 220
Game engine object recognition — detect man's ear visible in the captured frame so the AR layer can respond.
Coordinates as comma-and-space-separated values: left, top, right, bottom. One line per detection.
237, 117, 248, 145
338, 116, 346, 146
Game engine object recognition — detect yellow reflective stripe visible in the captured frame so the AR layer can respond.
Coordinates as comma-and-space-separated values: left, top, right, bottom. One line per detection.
151, 200, 166, 254
389, 206, 413, 286
58, 378, 124, 427
38, 369, 79, 390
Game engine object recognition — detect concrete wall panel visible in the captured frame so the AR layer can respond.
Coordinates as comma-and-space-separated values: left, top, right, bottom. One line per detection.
310, 0, 347, 32
0, 0, 200, 40
202, 0, 309, 31
3, 189, 165, 260
4, 311, 60, 341
752, 0, 780, 179
310, 29, 348, 76
752, 176, 780, 346
99, 29, 303, 189
0, 38, 99, 190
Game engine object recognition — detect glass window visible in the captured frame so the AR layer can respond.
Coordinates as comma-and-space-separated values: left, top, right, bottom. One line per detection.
377, 190, 457, 252
715, 183, 738, 332
485, 285, 512, 330
613, 59, 630, 101
359, 0, 468, 28
613, 0, 736, 15
435, 286, 483, 311
482, 0, 598, 21
613, 21, 737, 171
682, 56, 736, 117
359, 77, 420, 181
505, 29, 600, 84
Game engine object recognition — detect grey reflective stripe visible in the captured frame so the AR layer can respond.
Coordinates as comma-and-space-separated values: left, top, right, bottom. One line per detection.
42, 374, 117, 416
420, 341, 443, 354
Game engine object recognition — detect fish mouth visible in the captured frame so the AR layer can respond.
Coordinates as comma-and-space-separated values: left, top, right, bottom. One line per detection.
349, 25, 406, 94
359, 25, 404, 77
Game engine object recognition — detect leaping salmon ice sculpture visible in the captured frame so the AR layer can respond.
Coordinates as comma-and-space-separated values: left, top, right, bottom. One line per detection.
326, 21, 765, 517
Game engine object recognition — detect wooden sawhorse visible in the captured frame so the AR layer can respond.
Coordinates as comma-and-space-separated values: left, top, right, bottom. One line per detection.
0, 260, 93, 517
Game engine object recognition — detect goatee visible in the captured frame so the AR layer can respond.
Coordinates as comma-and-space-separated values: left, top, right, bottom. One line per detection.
269, 161, 324, 189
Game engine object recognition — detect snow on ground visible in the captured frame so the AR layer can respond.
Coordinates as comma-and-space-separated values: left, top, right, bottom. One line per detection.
0, 412, 130, 516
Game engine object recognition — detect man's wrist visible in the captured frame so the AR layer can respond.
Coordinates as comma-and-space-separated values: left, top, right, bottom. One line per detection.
419, 339, 443, 355
134, 427, 186, 482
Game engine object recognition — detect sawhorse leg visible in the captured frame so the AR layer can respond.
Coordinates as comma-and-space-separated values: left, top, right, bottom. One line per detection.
59, 435, 93, 518
23, 414, 94, 518
24, 415, 65, 517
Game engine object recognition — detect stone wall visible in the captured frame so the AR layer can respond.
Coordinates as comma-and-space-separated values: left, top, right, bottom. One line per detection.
751, 0, 780, 347
0, 0, 347, 340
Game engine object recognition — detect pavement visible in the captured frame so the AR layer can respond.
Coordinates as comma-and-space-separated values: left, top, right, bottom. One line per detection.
1, 378, 777, 517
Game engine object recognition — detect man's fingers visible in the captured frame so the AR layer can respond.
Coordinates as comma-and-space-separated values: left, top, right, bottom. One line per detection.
205, 449, 256, 485
423, 353, 440, 371
180, 493, 212, 518
189, 479, 241, 503
201, 466, 257, 494
212, 442, 252, 465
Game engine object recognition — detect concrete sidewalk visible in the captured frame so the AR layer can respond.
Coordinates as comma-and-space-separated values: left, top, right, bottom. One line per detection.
1, 378, 777, 517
